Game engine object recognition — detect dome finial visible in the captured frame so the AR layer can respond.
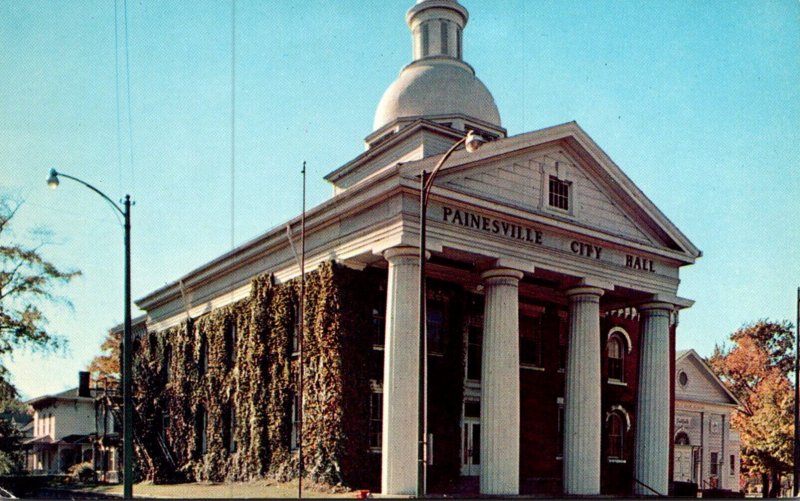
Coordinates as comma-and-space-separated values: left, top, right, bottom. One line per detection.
406, 0, 468, 62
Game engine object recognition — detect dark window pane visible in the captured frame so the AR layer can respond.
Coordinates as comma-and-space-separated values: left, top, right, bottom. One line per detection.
427, 300, 446, 354
422, 23, 429, 57
440, 20, 448, 54
369, 392, 383, 449
371, 349, 384, 382
466, 326, 482, 380
549, 176, 570, 210
519, 315, 541, 366
607, 413, 623, 458
464, 401, 480, 418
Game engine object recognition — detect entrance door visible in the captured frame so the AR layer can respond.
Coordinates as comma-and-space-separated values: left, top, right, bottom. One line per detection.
674, 445, 693, 482
461, 417, 480, 476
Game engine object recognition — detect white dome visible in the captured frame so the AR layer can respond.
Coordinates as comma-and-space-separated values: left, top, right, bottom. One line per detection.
373, 59, 502, 132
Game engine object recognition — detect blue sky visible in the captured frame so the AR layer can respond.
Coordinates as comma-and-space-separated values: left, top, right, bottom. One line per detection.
1, 0, 798, 399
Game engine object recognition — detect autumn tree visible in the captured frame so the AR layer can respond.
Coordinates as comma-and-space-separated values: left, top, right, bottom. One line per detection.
708, 320, 795, 497
0, 196, 80, 399
88, 328, 120, 383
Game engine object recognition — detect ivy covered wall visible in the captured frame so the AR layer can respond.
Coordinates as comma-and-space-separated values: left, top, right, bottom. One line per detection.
133, 262, 376, 486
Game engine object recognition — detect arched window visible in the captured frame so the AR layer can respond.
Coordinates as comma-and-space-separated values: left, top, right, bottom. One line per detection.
607, 336, 624, 381
605, 406, 631, 460
607, 327, 631, 382
607, 412, 624, 459
675, 431, 690, 445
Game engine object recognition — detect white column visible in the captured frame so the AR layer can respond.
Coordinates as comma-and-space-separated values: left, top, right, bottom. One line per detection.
480, 268, 523, 495
563, 286, 604, 495
634, 302, 673, 496
380, 247, 420, 496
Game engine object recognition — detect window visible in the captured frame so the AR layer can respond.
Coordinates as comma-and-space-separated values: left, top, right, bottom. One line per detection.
464, 401, 480, 419
371, 307, 385, 348
290, 392, 300, 450
195, 405, 207, 457
729, 454, 735, 476
198, 333, 208, 377
161, 412, 170, 441
224, 322, 236, 369
678, 370, 689, 387
368, 392, 383, 450
421, 23, 429, 57
427, 300, 447, 355
148, 333, 158, 358
519, 315, 542, 367
290, 300, 300, 356
675, 431, 690, 445
607, 335, 624, 381
456, 25, 462, 59
440, 20, 448, 55
710, 452, 718, 475
223, 405, 237, 453
549, 176, 570, 211
606, 412, 624, 459
163, 345, 172, 383
466, 325, 482, 381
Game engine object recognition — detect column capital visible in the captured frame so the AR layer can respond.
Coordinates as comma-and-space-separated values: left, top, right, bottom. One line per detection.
382, 246, 429, 263
480, 268, 524, 283
638, 301, 675, 313
565, 286, 605, 299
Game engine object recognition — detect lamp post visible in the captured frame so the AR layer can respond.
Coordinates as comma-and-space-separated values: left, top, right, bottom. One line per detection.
417, 131, 486, 497
47, 169, 134, 500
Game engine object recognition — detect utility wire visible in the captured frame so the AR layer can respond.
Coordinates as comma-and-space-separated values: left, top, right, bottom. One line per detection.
115, 0, 123, 195
230, 0, 236, 250
123, 0, 135, 192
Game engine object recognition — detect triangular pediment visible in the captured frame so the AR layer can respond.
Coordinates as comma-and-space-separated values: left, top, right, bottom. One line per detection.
676, 350, 739, 406
423, 122, 700, 260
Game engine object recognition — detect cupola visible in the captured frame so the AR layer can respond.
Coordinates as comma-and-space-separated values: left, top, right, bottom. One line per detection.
369, 0, 505, 147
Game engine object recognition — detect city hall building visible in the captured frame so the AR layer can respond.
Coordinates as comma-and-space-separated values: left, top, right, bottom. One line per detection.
132, 0, 699, 496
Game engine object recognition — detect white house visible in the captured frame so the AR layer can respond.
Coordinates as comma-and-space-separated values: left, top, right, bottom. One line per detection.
23, 372, 120, 480
673, 349, 741, 492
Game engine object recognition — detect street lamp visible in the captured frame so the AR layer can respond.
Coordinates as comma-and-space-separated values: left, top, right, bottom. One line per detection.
418, 130, 486, 497
47, 169, 134, 500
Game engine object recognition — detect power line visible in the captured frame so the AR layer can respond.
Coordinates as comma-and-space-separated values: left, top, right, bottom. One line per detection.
123, 0, 135, 192
114, 0, 123, 195
231, 0, 236, 250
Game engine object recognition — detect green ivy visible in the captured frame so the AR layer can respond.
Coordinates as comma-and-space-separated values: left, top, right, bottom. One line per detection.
133, 262, 375, 486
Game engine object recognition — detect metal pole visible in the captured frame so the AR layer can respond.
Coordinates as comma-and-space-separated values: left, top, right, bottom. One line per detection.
298, 162, 306, 499
46, 171, 134, 497
417, 137, 468, 498
794, 287, 799, 497
122, 195, 133, 500
417, 170, 428, 498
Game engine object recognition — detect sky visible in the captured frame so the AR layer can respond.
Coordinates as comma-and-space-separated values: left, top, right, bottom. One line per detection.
1, 0, 798, 400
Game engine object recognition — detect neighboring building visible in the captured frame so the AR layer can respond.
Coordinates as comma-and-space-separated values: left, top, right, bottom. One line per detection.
673, 349, 741, 492
23, 372, 121, 481
24, 372, 96, 474
131, 0, 699, 497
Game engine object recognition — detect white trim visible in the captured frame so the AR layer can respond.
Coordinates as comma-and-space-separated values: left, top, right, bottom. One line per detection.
607, 326, 632, 354
606, 405, 632, 432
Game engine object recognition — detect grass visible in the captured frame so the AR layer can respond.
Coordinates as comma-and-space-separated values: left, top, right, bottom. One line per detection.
78, 479, 360, 499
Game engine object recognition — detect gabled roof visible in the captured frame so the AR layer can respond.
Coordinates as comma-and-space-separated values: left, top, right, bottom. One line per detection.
676, 349, 741, 407
400, 121, 701, 263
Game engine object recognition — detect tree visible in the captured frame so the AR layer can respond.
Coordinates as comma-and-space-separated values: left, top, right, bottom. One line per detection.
0, 196, 80, 398
0, 416, 22, 474
708, 320, 795, 498
88, 329, 121, 383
